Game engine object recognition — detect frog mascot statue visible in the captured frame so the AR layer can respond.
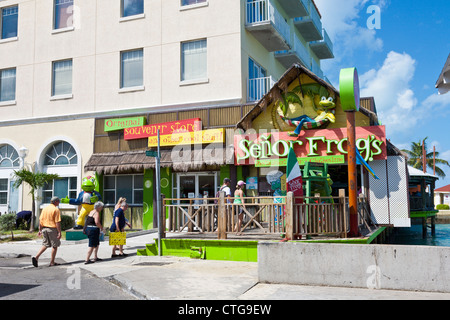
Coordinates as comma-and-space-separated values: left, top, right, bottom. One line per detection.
61, 176, 102, 229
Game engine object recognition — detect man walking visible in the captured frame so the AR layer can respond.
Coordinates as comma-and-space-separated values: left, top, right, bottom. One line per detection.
221, 178, 232, 203
32, 197, 62, 267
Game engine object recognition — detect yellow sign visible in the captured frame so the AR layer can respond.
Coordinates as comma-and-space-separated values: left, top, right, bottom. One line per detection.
148, 129, 225, 147
109, 232, 127, 246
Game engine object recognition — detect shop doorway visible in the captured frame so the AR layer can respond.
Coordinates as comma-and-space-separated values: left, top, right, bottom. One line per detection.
176, 172, 219, 203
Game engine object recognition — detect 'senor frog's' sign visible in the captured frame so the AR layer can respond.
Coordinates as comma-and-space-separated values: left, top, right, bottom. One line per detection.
104, 117, 146, 132
234, 126, 387, 166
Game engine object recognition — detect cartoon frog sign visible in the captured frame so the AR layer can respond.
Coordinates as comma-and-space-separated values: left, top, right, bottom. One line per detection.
61, 176, 102, 229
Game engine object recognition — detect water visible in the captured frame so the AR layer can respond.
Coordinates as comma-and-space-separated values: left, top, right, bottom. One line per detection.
391, 224, 450, 247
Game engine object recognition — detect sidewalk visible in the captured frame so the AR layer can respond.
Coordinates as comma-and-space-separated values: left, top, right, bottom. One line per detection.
2, 232, 450, 300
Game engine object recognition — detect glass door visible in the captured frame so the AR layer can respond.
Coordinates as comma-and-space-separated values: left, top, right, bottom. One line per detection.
177, 172, 218, 202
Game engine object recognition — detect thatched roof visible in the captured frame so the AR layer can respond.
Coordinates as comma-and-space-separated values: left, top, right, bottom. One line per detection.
84, 146, 235, 174
236, 64, 379, 130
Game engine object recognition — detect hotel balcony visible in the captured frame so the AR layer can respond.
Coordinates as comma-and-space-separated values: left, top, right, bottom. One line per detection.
275, 34, 310, 69
247, 76, 276, 102
245, 0, 291, 52
310, 29, 334, 60
278, 0, 309, 18
293, 1, 322, 42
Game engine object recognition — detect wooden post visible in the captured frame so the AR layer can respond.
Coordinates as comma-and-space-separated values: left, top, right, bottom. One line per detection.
347, 111, 360, 237
218, 191, 227, 240
188, 200, 193, 232
339, 189, 347, 238
285, 192, 294, 241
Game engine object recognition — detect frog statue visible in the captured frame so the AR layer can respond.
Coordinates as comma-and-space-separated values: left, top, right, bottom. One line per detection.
61, 176, 102, 229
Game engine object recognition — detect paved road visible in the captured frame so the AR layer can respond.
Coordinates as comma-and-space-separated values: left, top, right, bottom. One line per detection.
0, 254, 136, 300
2, 233, 450, 301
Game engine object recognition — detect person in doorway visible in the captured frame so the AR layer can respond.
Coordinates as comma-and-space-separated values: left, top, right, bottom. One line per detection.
233, 180, 246, 233
84, 201, 104, 264
110, 200, 131, 258
32, 197, 61, 267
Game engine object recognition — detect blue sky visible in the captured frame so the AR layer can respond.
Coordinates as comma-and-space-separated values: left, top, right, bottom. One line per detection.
314, 0, 450, 188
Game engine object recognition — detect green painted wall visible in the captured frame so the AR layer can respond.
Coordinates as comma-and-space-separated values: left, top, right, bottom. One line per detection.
143, 169, 154, 230
138, 238, 258, 262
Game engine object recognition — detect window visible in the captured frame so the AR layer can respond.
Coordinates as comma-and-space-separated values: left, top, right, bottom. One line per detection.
181, 0, 207, 6
43, 177, 77, 204
44, 141, 77, 166
0, 68, 16, 102
54, 0, 74, 30
103, 175, 143, 205
1, 6, 18, 40
121, 49, 143, 88
0, 179, 7, 205
0, 144, 19, 168
121, 0, 144, 17
181, 39, 207, 82
41, 141, 79, 204
52, 59, 72, 96
248, 58, 268, 102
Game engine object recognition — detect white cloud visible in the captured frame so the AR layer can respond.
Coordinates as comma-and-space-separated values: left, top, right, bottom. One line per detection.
442, 150, 450, 162
420, 92, 450, 111
359, 51, 420, 133
314, 0, 385, 63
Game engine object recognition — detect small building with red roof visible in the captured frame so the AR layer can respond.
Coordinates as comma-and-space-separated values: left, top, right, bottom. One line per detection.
435, 184, 450, 207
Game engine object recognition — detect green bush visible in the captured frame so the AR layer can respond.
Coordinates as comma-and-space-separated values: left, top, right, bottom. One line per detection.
0, 213, 17, 240
436, 204, 450, 210
61, 215, 74, 231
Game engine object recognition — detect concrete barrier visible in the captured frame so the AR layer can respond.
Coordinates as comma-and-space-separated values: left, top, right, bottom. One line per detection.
258, 242, 450, 293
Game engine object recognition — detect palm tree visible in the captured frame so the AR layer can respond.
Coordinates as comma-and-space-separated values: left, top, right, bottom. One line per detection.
402, 137, 450, 178
13, 168, 60, 232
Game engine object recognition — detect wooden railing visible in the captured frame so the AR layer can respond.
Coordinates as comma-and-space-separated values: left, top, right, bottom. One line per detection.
162, 191, 374, 239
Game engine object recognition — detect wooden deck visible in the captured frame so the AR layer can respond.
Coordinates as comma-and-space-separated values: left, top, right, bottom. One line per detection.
162, 192, 376, 241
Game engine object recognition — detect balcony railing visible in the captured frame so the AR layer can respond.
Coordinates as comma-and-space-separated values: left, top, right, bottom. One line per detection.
310, 28, 334, 60
275, 33, 311, 69
278, 0, 309, 18
247, 76, 276, 102
293, 1, 322, 42
310, 59, 323, 79
245, 0, 291, 52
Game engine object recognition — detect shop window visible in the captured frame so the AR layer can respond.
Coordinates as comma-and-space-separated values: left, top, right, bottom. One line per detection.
121, 0, 144, 17
181, 39, 207, 82
54, 0, 74, 30
103, 174, 143, 205
0, 68, 16, 102
121, 49, 143, 88
52, 59, 73, 97
1, 6, 18, 40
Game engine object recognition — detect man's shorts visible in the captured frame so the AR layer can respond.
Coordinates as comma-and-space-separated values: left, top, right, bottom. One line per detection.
42, 228, 61, 248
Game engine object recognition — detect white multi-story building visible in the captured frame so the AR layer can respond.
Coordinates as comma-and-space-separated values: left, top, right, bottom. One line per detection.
0, 0, 333, 224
